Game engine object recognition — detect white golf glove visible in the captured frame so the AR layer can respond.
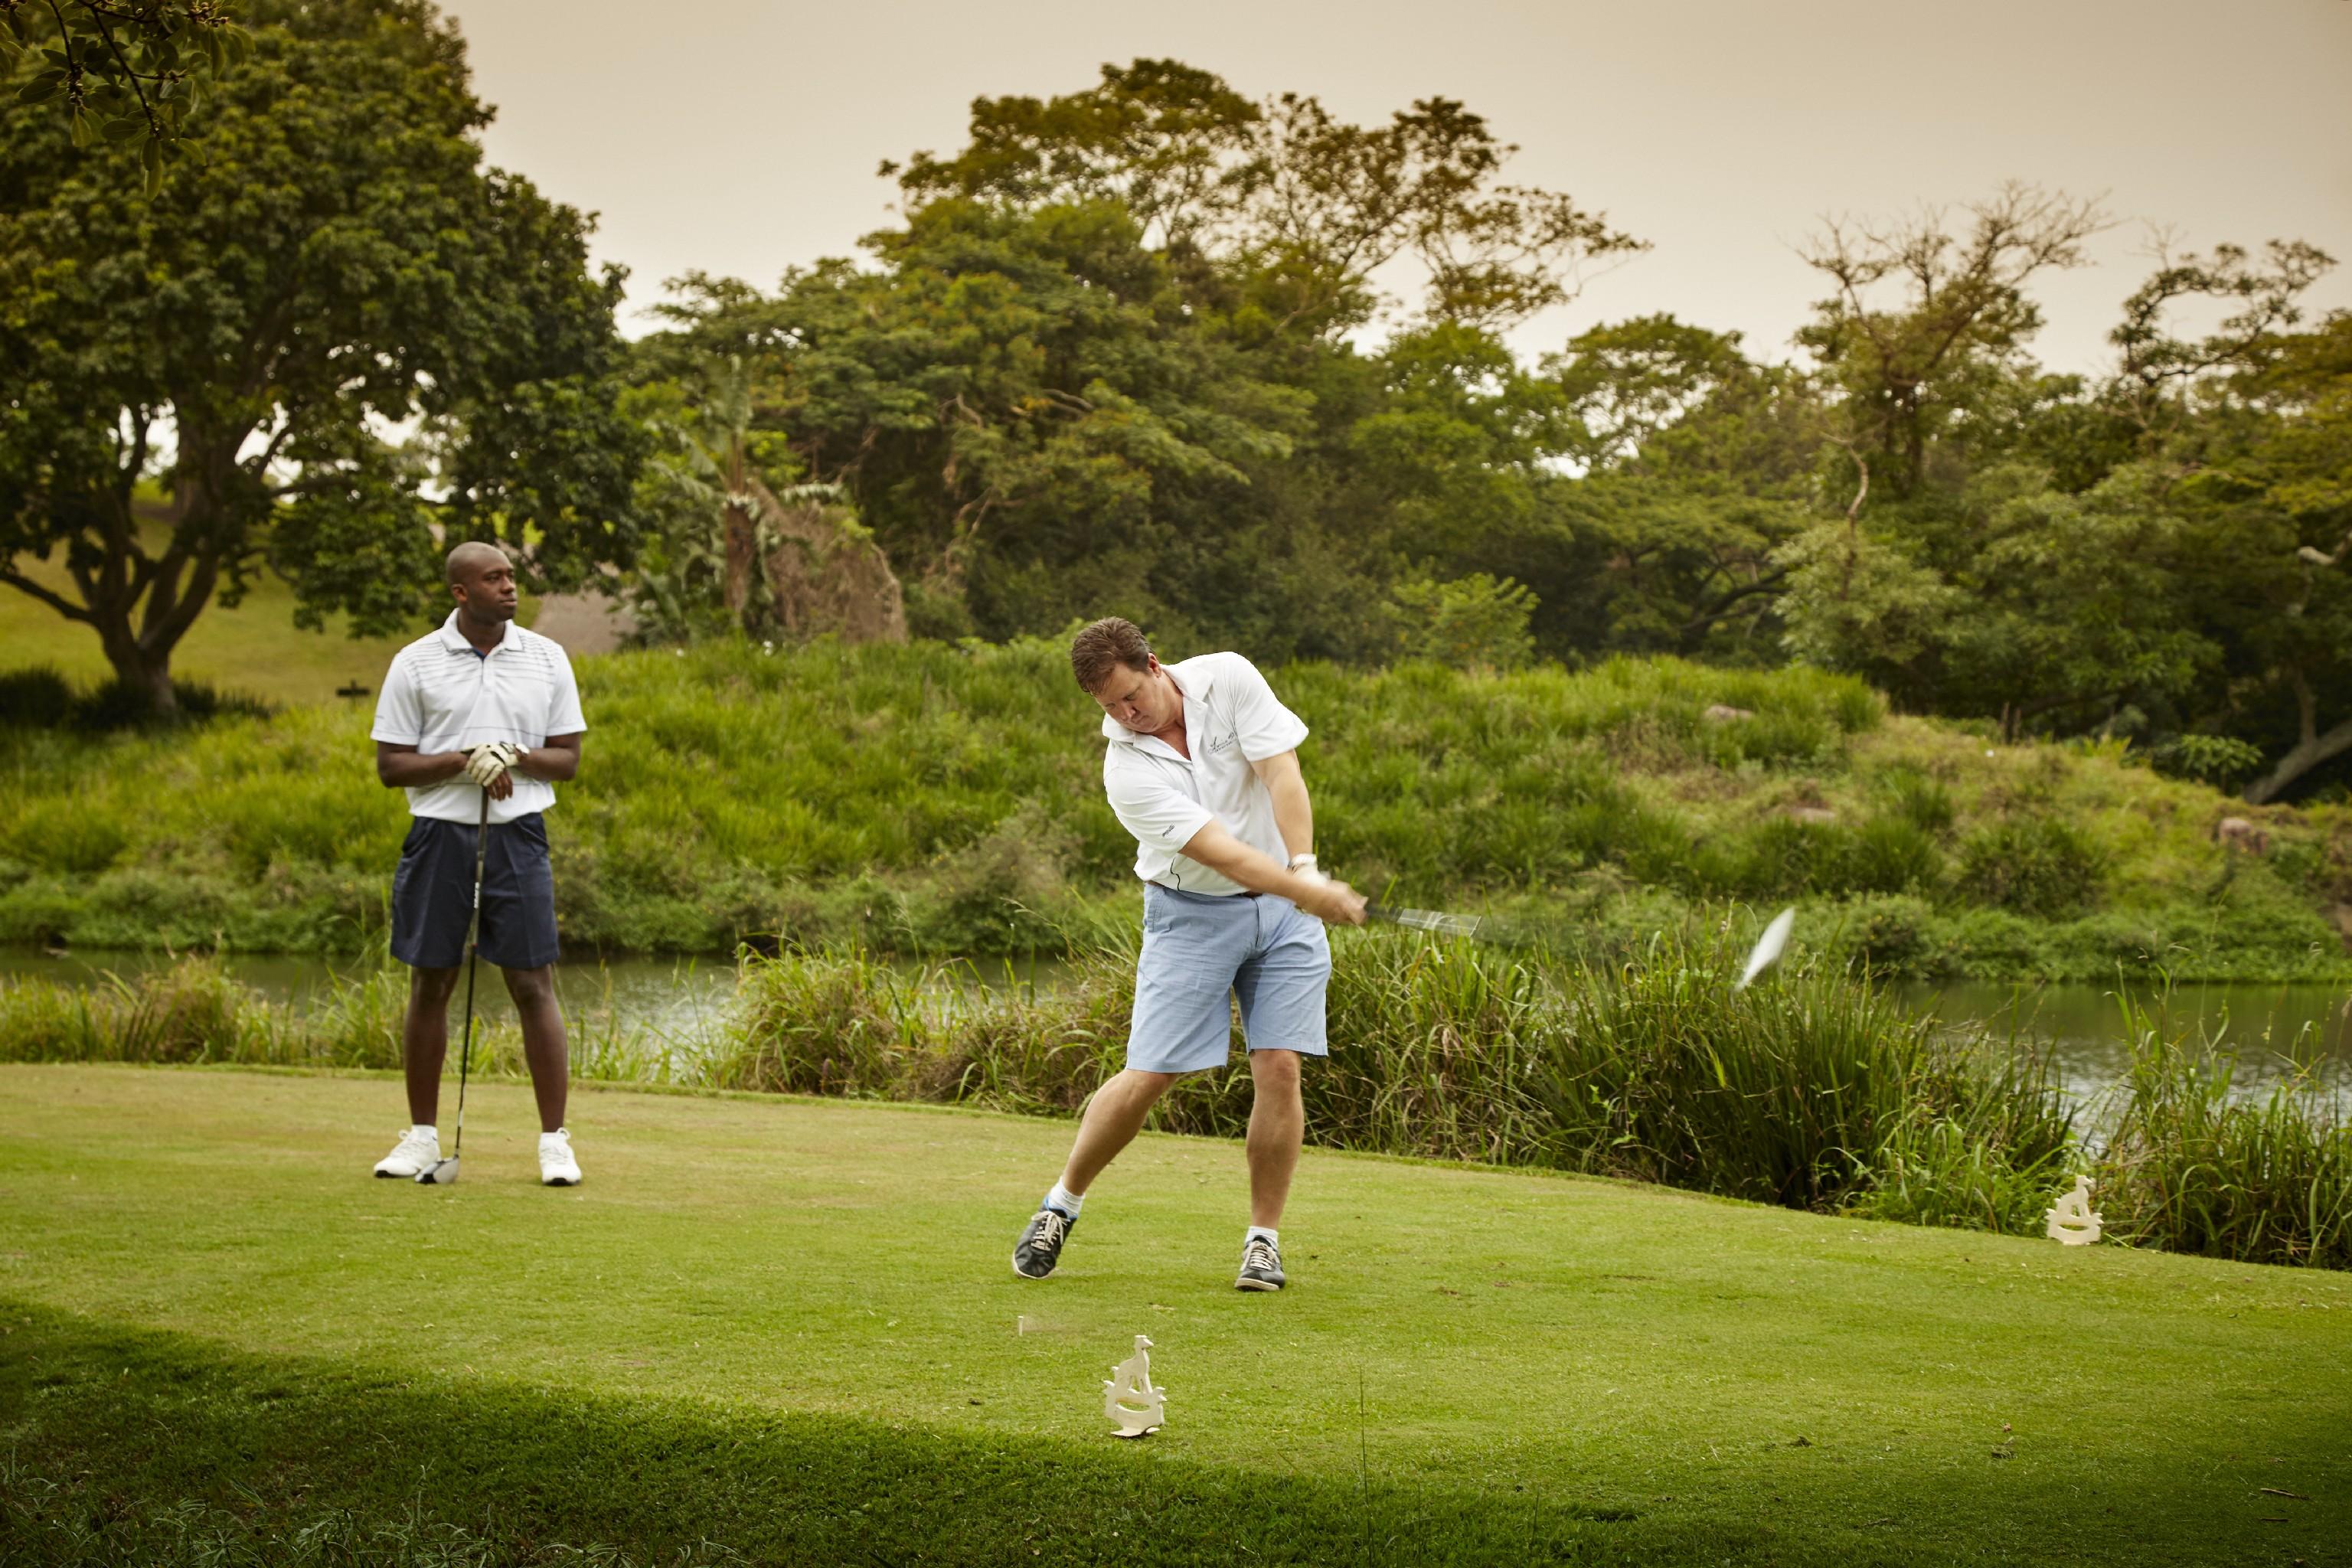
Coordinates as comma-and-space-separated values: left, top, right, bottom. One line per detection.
1289, 854, 1329, 887
463, 742, 520, 788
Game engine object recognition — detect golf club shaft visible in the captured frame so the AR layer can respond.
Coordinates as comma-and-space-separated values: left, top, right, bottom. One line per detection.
1364, 902, 1494, 942
452, 787, 489, 1161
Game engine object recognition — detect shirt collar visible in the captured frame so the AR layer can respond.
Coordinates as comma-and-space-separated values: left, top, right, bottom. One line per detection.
1099, 658, 1213, 748
439, 608, 514, 656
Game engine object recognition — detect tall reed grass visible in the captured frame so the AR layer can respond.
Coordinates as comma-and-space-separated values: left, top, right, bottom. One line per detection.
2090, 991, 2351, 1269
5, 936, 2342, 1269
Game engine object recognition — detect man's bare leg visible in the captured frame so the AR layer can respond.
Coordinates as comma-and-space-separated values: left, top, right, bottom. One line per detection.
501, 964, 569, 1133
1058, 1068, 1178, 1195
401, 966, 460, 1125
1244, 1049, 1303, 1228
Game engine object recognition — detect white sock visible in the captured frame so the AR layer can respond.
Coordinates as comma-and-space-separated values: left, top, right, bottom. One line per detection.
413, 1124, 438, 1140
1246, 1225, 1279, 1247
1045, 1183, 1084, 1218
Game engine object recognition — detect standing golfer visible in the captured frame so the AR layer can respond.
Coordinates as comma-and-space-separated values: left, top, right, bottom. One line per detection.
368, 542, 587, 1186
1013, 618, 1367, 1291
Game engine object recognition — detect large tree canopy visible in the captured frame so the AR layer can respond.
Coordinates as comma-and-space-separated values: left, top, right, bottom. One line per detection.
634, 63, 1649, 658
0, 0, 643, 712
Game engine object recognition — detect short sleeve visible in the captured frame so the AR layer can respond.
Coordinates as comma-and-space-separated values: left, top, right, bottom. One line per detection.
545, 648, 586, 736
1217, 655, 1309, 761
1104, 756, 1215, 853
369, 655, 423, 745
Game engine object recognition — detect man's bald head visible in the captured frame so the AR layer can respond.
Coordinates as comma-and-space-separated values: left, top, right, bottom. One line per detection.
446, 541, 508, 586
445, 541, 518, 626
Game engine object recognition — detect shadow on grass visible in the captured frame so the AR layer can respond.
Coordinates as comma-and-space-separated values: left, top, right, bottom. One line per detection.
1, 1302, 1710, 1568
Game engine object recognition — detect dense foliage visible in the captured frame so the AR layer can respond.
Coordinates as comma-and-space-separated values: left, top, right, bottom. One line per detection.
2, 8, 2346, 786
624, 69, 2349, 800
0, 0, 644, 713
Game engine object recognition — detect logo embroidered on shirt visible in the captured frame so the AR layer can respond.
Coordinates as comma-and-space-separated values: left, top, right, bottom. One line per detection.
1208, 732, 1237, 753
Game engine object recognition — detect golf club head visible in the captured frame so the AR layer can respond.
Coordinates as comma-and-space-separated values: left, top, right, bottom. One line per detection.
1736, 906, 1798, 991
416, 1157, 459, 1185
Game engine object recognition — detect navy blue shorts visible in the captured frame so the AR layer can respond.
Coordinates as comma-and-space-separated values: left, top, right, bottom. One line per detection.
389, 812, 560, 972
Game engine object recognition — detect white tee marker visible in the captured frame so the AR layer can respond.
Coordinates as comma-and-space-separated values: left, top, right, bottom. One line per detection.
1104, 1334, 1166, 1438
2045, 1176, 2103, 1245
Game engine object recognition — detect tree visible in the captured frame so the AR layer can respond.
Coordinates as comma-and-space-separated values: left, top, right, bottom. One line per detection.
2, 0, 250, 191
645, 199, 1321, 647
2171, 313, 2352, 801
890, 59, 1645, 338
1546, 316, 1822, 658
1796, 184, 2105, 501
0, 0, 645, 714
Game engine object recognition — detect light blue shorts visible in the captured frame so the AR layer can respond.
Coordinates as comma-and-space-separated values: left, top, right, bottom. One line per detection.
1127, 884, 1331, 1075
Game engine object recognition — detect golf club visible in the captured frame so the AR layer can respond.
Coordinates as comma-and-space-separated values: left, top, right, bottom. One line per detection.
417, 787, 491, 1184
1367, 899, 1800, 987
1364, 902, 1512, 944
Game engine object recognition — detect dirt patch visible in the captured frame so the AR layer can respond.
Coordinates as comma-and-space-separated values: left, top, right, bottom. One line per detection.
527, 590, 636, 655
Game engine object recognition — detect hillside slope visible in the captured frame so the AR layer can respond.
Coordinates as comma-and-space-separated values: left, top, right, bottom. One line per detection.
0, 640, 2344, 978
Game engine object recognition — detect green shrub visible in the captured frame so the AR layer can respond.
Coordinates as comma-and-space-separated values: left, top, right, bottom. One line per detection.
1847, 816, 1946, 893
1388, 574, 1537, 670
1957, 818, 2106, 916
0, 666, 75, 727
1854, 1115, 2077, 1233
1879, 766, 1955, 835
1839, 893, 1936, 975
2148, 733, 2268, 790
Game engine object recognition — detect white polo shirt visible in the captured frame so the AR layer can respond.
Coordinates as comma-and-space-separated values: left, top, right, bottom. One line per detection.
1100, 652, 1310, 896
371, 610, 586, 825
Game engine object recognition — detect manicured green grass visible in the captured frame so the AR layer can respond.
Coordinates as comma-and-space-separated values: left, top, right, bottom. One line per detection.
2, 1065, 2347, 1565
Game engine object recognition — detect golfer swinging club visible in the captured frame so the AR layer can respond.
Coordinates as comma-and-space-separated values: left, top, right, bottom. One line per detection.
368, 542, 588, 1186
1014, 619, 1367, 1291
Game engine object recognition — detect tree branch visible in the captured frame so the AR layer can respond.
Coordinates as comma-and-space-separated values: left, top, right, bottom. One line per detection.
0, 566, 96, 625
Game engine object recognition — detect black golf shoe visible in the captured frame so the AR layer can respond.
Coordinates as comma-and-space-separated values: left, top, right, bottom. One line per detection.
1012, 1204, 1076, 1279
1235, 1234, 1285, 1292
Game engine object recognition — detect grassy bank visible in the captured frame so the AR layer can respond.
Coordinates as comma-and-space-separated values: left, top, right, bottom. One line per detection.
0, 519, 420, 710
3, 1067, 2348, 1566
5, 933, 2345, 1269
2, 640, 2347, 978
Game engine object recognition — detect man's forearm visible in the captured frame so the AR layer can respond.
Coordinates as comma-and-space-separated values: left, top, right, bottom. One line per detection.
377, 751, 468, 789
1178, 822, 1327, 903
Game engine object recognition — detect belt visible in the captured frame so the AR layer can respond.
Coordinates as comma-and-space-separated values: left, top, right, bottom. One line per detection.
1148, 882, 1261, 899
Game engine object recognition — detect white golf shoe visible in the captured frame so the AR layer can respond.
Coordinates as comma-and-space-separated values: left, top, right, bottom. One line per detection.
372, 1125, 439, 1179
538, 1128, 583, 1187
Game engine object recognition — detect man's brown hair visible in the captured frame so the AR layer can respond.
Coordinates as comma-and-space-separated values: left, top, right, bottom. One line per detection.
1070, 617, 1153, 691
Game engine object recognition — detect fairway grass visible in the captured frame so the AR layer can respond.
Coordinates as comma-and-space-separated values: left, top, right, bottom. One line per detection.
3, 1066, 2348, 1565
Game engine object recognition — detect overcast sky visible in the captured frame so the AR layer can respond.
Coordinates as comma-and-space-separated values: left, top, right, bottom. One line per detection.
441, 0, 2352, 376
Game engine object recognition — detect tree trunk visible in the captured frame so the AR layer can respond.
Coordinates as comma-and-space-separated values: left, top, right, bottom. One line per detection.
721, 498, 757, 626
92, 616, 180, 717
2244, 714, 2352, 804
83, 488, 227, 720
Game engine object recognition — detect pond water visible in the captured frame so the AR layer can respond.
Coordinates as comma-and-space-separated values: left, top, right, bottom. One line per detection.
6, 946, 2346, 1107
1895, 980, 2352, 1106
